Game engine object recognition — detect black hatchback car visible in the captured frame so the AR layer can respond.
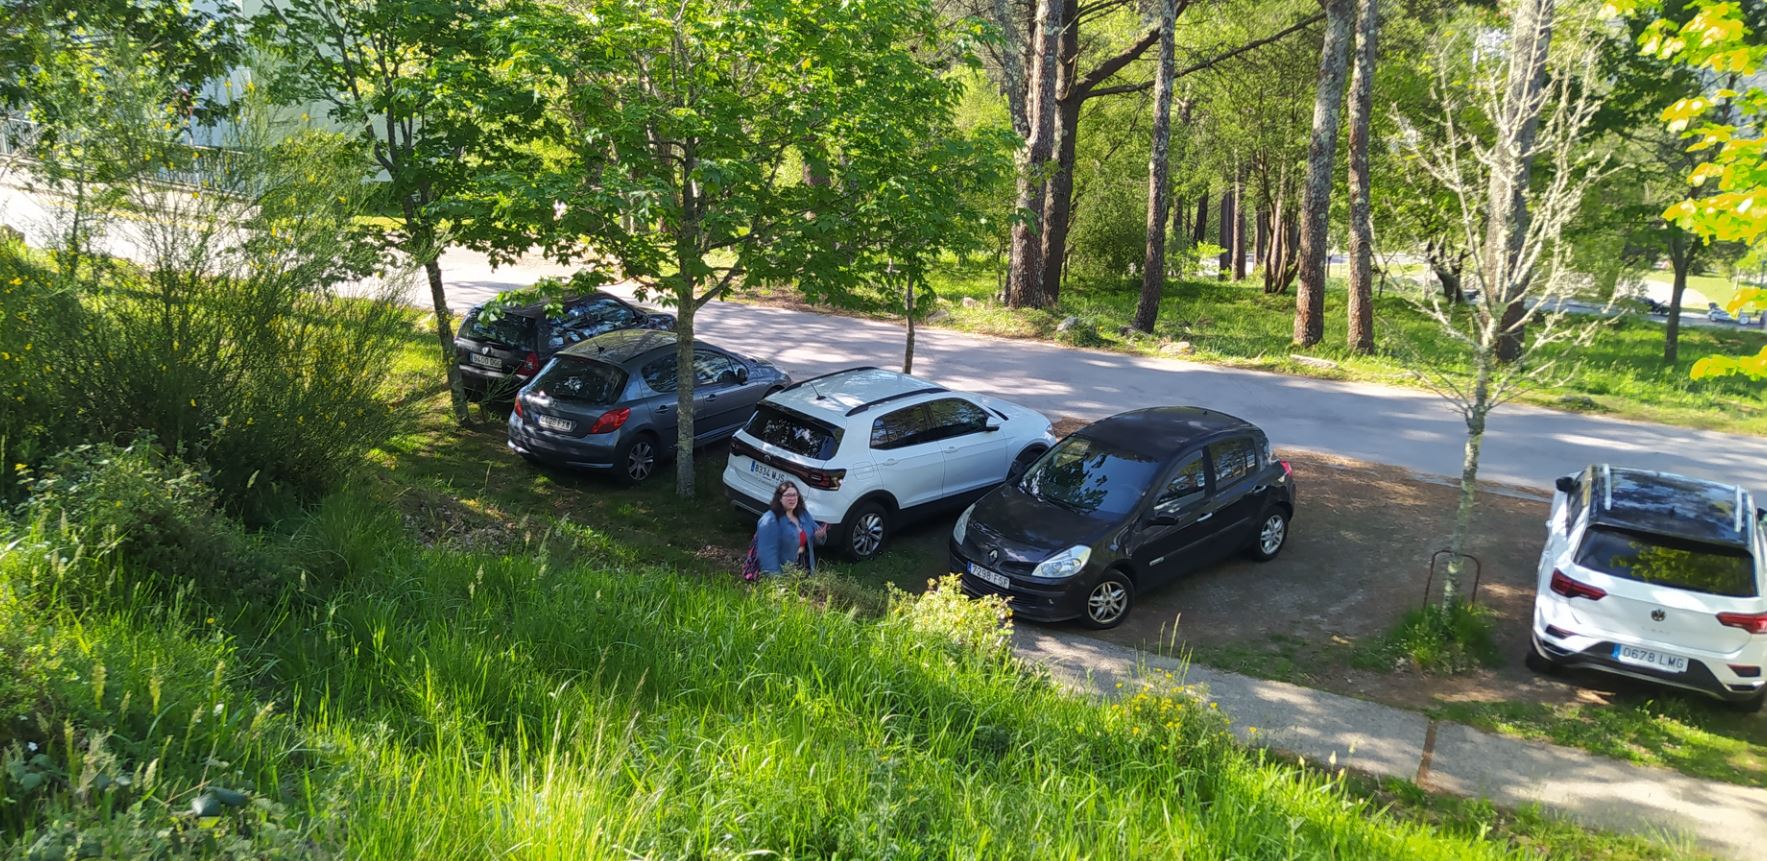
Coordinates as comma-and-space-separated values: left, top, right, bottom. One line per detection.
455, 292, 674, 402
951, 407, 1294, 629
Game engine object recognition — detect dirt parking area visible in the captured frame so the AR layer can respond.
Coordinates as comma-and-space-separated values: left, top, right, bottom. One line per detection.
1081, 449, 1556, 709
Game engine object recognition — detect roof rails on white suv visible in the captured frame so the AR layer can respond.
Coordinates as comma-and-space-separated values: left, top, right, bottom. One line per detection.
721, 367, 1056, 561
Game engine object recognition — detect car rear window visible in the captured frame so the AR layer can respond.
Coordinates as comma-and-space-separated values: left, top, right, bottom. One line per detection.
745, 405, 842, 461
1575, 527, 1758, 598
530, 357, 627, 405
461, 310, 537, 349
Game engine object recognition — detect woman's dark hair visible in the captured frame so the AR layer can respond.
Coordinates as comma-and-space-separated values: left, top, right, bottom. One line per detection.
770, 480, 803, 516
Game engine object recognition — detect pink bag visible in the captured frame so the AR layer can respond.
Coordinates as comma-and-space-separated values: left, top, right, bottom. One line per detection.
740, 535, 762, 582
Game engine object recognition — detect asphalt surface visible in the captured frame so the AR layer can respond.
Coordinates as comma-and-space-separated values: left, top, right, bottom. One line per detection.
423, 248, 1767, 493
6, 176, 1764, 493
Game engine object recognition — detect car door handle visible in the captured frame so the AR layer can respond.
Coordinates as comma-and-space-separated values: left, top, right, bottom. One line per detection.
1253, 484, 1268, 493
655, 404, 672, 413
1196, 512, 1214, 523
943, 446, 958, 454
882, 458, 899, 467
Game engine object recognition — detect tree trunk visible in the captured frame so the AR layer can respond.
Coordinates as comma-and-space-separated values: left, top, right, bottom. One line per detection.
1135, 0, 1178, 333
1445, 353, 1492, 603
1232, 171, 1247, 280
1192, 191, 1208, 246
903, 276, 917, 374
400, 201, 471, 427
1006, 0, 1064, 308
1488, 0, 1555, 363
1039, 99, 1082, 307
1217, 188, 1232, 281
1037, 0, 1081, 307
673, 160, 701, 498
1345, 0, 1378, 354
1665, 232, 1693, 365
1255, 207, 1269, 269
1294, 0, 1354, 347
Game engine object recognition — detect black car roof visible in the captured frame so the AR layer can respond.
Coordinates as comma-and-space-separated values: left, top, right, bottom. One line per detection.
1588, 466, 1753, 548
556, 329, 676, 364
474, 291, 620, 319
1078, 406, 1259, 458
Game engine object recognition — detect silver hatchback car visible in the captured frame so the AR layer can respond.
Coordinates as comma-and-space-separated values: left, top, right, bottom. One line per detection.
507, 329, 790, 483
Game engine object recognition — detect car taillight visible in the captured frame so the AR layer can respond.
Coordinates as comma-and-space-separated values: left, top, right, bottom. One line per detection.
804, 467, 846, 490
1280, 460, 1292, 478
1549, 569, 1606, 601
513, 398, 525, 417
517, 351, 541, 377
588, 407, 631, 434
1717, 612, 1767, 634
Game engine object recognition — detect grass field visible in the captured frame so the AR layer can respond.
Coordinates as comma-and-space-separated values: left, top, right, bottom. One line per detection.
0, 322, 1724, 859
841, 265, 1767, 435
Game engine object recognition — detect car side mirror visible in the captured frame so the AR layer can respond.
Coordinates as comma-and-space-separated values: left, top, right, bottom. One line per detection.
983, 424, 1001, 433
1147, 510, 1179, 527
1554, 476, 1578, 495
736, 366, 749, 384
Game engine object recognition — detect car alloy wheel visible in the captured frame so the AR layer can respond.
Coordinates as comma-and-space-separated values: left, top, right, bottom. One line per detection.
851, 509, 886, 558
626, 440, 655, 482
1259, 514, 1286, 556
1088, 580, 1128, 626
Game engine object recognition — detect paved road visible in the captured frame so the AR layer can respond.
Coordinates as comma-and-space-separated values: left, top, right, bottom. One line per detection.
1020, 630, 1766, 860
415, 248, 1767, 492
9, 183, 1767, 491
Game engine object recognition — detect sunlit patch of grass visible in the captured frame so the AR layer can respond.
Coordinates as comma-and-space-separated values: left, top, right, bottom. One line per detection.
1436, 698, 1767, 789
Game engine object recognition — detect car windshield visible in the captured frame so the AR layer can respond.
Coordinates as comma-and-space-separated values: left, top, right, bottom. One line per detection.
1575, 527, 1758, 598
745, 405, 841, 461
1017, 435, 1161, 518
461, 310, 537, 349
529, 357, 627, 405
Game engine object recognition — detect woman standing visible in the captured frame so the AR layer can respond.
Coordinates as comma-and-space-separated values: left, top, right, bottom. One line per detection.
755, 480, 828, 575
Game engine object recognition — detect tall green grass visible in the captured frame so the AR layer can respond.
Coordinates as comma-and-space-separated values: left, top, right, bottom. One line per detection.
0, 490, 1552, 859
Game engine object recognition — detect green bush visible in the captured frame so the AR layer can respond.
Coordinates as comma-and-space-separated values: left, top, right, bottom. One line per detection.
1357, 601, 1501, 675
10, 442, 292, 607
0, 243, 81, 501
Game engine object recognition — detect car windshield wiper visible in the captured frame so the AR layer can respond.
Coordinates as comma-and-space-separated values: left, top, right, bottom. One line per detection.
1033, 489, 1088, 514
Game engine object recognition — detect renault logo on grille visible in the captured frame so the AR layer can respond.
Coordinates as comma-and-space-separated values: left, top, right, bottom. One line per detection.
1650, 609, 1666, 622
988, 549, 999, 563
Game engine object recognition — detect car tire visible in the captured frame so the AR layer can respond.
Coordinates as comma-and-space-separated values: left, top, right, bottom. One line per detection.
614, 433, 659, 486
1079, 569, 1134, 630
1726, 689, 1766, 714
842, 500, 890, 562
1523, 644, 1561, 675
1245, 508, 1290, 562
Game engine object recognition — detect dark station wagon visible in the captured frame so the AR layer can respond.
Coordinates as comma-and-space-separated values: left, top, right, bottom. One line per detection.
455, 291, 674, 402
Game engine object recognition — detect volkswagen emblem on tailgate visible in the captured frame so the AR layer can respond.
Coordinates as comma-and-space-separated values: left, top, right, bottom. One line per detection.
1650, 609, 1666, 622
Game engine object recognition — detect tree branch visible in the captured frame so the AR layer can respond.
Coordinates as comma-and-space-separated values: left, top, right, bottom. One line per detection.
1074, 10, 1325, 104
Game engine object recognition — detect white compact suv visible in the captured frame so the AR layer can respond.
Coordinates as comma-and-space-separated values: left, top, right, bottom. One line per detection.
1529, 465, 1767, 711
722, 367, 1057, 561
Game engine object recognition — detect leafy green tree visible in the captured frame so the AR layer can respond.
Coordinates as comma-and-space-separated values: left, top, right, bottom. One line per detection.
495, 0, 991, 496
1, 0, 241, 117
1611, 0, 1767, 378
253, 0, 555, 426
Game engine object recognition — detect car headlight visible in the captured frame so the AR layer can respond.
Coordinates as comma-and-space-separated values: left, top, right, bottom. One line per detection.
1030, 545, 1091, 581
952, 504, 975, 546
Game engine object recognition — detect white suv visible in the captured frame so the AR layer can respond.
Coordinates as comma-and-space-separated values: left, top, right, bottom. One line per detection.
722, 367, 1056, 561
1529, 465, 1767, 711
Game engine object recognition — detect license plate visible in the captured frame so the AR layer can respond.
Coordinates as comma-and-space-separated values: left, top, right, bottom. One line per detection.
468, 353, 502, 369
1613, 644, 1688, 674
536, 415, 573, 433
748, 460, 786, 484
970, 562, 1010, 590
